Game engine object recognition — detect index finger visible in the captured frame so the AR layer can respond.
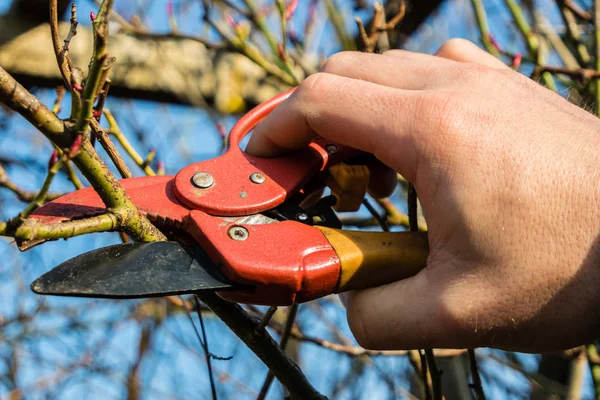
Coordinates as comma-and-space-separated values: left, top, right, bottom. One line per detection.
245, 72, 423, 182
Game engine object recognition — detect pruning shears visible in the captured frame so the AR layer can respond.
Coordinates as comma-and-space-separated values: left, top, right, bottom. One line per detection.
24, 88, 429, 306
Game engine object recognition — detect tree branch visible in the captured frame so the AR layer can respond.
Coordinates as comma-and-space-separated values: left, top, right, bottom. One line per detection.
197, 292, 325, 399
0, 213, 118, 246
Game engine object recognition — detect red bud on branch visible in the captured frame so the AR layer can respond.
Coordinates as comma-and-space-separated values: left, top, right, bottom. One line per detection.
167, 1, 174, 17
216, 123, 227, 139
70, 135, 82, 157
157, 160, 165, 175
284, 0, 298, 20
488, 33, 502, 52
511, 52, 522, 69
226, 13, 239, 30
48, 150, 59, 169
90, 11, 96, 22
72, 83, 83, 92
277, 43, 287, 62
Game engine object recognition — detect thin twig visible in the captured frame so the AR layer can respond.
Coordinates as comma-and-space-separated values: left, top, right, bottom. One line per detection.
257, 304, 299, 400
362, 198, 389, 231
420, 349, 433, 400
49, 0, 73, 91
238, 0, 299, 83
381, 0, 406, 31
257, 306, 278, 331
74, 0, 113, 135
324, 0, 357, 51
558, 1, 592, 67
7, 156, 65, 228
539, 65, 600, 81
504, 0, 557, 91
408, 350, 427, 399
104, 110, 155, 176
470, 0, 500, 57
196, 291, 325, 399
194, 297, 219, 400
63, 160, 84, 189
90, 119, 132, 178
0, 213, 119, 246
62, 3, 79, 71
52, 86, 66, 114
535, 14, 580, 69
0, 164, 63, 203
564, 0, 592, 21
468, 349, 486, 400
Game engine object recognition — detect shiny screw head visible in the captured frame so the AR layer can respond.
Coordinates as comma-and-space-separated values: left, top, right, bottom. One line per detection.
296, 213, 309, 222
228, 226, 249, 241
326, 144, 338, 154
192, 172, 214, 188
250, 172, 266, 184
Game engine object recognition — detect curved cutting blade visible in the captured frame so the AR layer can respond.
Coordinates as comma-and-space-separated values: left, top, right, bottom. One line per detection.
31, 241, 243, 299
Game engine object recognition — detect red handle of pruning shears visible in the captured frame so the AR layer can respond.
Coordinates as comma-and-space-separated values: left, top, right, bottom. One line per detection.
173, 88, 360, 216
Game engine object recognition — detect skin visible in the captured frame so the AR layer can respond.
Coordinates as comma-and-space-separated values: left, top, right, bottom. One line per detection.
246, 39, 600, 353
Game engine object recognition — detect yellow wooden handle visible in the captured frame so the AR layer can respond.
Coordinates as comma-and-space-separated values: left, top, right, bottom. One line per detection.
316, 227, 429, 293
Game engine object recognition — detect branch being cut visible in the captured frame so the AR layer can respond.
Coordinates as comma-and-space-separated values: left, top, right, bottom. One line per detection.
0, 213, 118, 246
197, 292, 325, 399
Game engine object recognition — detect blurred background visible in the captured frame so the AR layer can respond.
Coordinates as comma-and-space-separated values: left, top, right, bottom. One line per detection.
0, 0, 596, 398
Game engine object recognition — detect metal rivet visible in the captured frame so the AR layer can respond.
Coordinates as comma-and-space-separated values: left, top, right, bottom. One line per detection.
326, 144, 338, 154
250, 172, 266, 184
296, 213, 309, 222
192, 172, 214, 188
228, 226, 249, 241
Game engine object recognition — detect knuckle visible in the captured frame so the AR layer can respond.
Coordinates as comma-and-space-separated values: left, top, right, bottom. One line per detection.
436, 38, 475, 57
295, 73, 329, 103
381, 49, 410, 58
321, 51, 358, 73
298, 72, 333, 96
294, 72, 345, 120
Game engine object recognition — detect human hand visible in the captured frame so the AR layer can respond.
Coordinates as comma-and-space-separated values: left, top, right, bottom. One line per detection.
246, 39, 600, 353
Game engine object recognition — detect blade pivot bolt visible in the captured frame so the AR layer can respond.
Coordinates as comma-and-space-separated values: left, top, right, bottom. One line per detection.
228, 226, 249, 241
192, 172, 214, 188
250, 172, 266, 184
326, 144, 338, 154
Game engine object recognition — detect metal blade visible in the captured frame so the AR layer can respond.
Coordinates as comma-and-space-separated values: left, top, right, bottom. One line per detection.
31, 242, 244, 299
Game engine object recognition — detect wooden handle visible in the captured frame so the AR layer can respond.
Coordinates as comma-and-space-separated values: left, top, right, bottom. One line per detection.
316, 227, 429, 293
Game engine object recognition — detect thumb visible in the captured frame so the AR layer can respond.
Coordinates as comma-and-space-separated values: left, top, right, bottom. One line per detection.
343, 267, 467, 350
